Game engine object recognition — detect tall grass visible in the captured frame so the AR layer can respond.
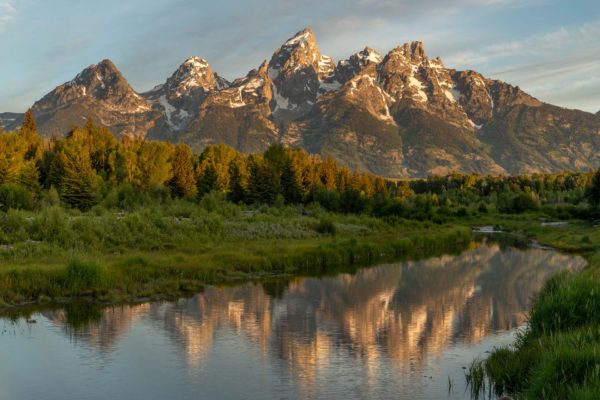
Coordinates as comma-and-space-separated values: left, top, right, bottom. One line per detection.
0, 222, 471, 307
61, 260, 105, 292
478, 266, 600, 399
465, 359, 489, 400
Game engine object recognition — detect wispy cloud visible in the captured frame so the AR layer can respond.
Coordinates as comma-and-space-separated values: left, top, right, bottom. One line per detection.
439, 19, 600, 111
445, 20, 600, 67
0, 0, 16, 33
0, 0, 597, 112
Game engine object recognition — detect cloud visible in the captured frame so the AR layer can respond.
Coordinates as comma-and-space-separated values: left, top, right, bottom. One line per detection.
446, 21, 600, 67
438, 19, 600, 112
0, 0, 16, 32
0, 0, 595, 112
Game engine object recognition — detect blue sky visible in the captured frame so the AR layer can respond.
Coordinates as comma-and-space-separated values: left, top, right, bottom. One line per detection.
1, 0, 599, 112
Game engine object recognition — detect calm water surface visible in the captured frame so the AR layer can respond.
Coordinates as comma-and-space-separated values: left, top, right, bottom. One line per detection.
0, 243, 585, 400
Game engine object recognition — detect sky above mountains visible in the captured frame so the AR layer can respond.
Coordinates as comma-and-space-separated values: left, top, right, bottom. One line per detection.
0, 0, 598, 113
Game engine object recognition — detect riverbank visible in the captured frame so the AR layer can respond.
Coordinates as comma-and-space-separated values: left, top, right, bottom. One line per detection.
4, 203, 600, 398
0, 204, 472, 308
465, 217, 600, 399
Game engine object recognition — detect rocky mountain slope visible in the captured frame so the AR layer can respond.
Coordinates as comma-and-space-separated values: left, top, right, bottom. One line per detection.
5, 29, 600, 177
19, 59, 158, 138
0, 112, 23, 130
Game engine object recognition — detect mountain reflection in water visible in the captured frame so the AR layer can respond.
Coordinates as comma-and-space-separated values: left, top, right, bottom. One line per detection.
1, 243, 585, 400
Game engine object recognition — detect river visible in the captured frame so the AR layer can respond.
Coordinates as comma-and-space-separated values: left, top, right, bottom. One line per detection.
0, 242, 585, 400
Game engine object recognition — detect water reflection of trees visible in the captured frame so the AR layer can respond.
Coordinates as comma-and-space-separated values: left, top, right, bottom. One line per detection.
43, 244, 584, 381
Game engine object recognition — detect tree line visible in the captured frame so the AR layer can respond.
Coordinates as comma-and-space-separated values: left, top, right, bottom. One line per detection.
0, 111, 598, 218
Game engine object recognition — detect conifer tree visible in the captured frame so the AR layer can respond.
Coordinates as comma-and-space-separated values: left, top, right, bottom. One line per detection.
587, 168, 600, 207
54, 141, 100, 210
20, 110, 37, 140
247, 156, 280, 205
197, 164, 219, 196
0, 135, 21, 185
227, 161, 246, 204
18, 160, 41, 193
168, 143, 197, 198
19, 109, 42, 160
281, 158, 302, 204
263, 143, 287, 176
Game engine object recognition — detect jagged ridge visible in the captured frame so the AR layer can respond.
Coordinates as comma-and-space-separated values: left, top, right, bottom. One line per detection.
5, 28, 600, 177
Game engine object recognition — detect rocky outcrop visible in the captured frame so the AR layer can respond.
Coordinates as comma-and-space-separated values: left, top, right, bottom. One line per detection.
267, 29, 334, 122
179, 62, 278, 153
144, 57, 229, 140
22, 60, 157, 138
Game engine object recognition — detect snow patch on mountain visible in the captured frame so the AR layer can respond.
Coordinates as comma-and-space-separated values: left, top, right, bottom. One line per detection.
320, 80, 342, 92
408, 75, 428, 102
158, 95, 177, 128
365, 51, 382, 64
444, 87, 462, 103
229, 87, 246, 108
285, 30, 311, 47
318, 55, 335, 77
468, 119, 483, 130
272, 84, 296, 111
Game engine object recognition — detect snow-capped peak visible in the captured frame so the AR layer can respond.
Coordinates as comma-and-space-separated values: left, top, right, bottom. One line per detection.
283, 28, 314, 48
359, 47, 382, 64
164, 56, 218, 97
269, 28, 321, 72
182, 56, 210, 69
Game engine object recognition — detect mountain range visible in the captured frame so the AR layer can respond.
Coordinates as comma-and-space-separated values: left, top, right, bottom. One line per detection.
3, 28, 600, 178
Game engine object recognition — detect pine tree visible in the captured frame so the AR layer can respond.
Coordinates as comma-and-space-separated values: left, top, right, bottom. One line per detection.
587, 168, 600, 207
263, 143, 287, 176
227, 161, 246, 204
168, 144, 197, 198
19, 109, 41, 160
0, 135, 21, 185
20, 109, 37, 139
55, 141, 100, 210
197, 164, 219, 196
18, 160, 41, 193
247, 156, 280, 205
281, 158, 302, 204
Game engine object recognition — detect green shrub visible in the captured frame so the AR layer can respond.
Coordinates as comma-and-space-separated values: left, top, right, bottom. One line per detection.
581, 236, 591, 243
512, 192, 539, 213
310, 187, 341, 212
455, 207, 469, 217
477, 203, 488, 214
40, 186, 60, 208
315, 217, 337, 236
29, 206, 72, 244
340, 189, 367, 214
115, 183, 151, 210
274, 194, 286, 209
200, 191, 226, 213
0, 183, 34, 211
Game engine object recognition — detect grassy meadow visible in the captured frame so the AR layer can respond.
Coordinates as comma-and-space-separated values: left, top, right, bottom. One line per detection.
0, 197, 473, 307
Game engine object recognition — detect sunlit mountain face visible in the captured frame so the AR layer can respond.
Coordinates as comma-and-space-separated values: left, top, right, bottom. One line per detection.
5, 28, 600, 177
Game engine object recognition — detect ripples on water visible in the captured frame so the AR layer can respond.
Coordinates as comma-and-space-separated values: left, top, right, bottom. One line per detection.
0, 243, 586, 400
